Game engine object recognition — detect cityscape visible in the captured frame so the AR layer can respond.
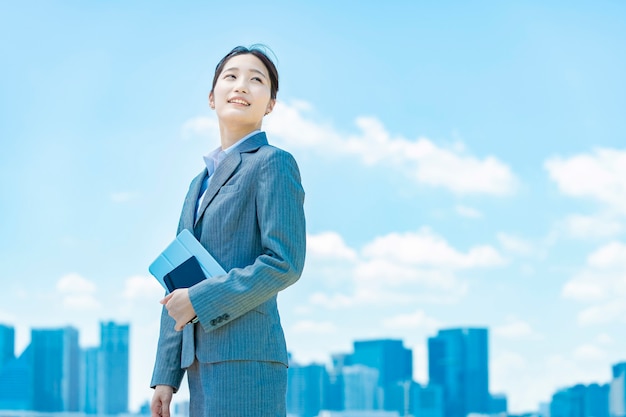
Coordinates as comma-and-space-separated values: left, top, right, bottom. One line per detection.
0, 322, 624, 417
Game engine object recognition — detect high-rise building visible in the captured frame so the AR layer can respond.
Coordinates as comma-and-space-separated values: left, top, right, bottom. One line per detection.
550, 383, 609, 417
610, 363, 626, 417
0, 345, 32, 410
428, 328, 489, 417
410, 382, 444, 417
0, 324, 15, 371
287, 362, 329, 417
342, 364, 380, 411
81, 346, 99, 414
30, 326, 80, 412
98, 321, 130, 415
349, 339, 413, 411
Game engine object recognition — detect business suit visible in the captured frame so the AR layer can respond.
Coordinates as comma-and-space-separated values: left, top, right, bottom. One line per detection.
151, 131, 306, 416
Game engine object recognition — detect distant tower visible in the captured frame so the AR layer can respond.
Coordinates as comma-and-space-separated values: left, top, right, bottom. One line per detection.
0, 324, 15, 370
98, 321, 130, 415
610, 362, 626, 417
342, 364, 380, 411
81, 346, 99, 414
31, 326, 80, 412
428, 328, 489, 417
286, 362, 328, 417
349, 339, 413, 411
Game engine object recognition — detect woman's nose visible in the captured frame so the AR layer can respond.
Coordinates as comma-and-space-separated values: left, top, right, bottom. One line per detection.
234, 79, 248, 93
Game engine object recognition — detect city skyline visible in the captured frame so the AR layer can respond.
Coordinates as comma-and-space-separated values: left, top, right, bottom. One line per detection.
2, 2, 626, 413
0, 321, 129, 414
2, 321, 624, 415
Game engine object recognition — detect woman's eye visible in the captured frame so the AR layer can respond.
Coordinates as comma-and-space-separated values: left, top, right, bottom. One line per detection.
224, 74, 236, 79
252, 77, 263, 83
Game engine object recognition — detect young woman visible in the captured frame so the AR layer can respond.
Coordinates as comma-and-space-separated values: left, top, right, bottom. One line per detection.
150, 45, 306, 417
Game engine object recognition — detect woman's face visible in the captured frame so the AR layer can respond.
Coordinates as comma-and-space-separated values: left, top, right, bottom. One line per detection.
209, 53, 275, 129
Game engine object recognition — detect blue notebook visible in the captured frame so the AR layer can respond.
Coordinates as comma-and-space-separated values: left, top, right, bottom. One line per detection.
149, 229, 227, 292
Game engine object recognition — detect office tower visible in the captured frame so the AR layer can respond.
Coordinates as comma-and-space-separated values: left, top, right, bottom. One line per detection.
98, 321, 130, 415
489, 393, 508, 414
550, 383, 609, 417
81, 347, 99, 414
428, 328, 489, 417
0, 345, 32, 410
410, 382, 444, 417
342, 364, 380, 411
0, 323, 15, 370
30, 326, 80, 412
586, 383, 610, 417
287, 362, 329, 417
610, 363, 626, 417
349, 339, 413, 411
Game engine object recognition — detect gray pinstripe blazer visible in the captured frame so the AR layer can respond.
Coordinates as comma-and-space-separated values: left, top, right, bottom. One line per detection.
150, 132, 306, 391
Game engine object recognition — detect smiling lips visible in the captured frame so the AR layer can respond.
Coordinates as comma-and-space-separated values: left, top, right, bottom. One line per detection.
228, 98, 250, 106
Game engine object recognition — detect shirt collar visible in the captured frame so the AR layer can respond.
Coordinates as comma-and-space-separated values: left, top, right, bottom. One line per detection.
202, 130, 261, 176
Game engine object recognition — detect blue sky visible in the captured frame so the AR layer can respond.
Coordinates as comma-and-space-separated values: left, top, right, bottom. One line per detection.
1, 1, 626, 412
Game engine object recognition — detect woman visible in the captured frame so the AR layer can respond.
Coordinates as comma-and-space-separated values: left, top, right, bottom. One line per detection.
150, 45, 306, 417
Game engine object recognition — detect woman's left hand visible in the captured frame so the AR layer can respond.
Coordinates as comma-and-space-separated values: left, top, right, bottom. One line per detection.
160, 289, 197, 331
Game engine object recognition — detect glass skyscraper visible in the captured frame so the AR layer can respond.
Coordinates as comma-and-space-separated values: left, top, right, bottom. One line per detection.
30, 326, 80, 412
610, 362, 626, 417
428, 327, 489, 417
98, 321, 130, 415
349, 339, 413, 411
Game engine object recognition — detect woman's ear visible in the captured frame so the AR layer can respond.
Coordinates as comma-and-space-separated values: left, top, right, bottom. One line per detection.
265, 99, 276, 116
209, 92, 215, 110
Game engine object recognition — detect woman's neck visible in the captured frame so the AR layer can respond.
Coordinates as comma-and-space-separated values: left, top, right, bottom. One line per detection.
218, 122, 261, 150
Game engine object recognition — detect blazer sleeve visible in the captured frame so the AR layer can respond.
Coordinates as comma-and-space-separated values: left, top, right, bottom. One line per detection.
150, 305, 186, 390
187, 148, 306, 332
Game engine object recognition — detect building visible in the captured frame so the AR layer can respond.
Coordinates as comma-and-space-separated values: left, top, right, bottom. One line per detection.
98, 321, 130, 415
0, 324, 15, 371
30, 326, 80, 412
428, 328, 490, 417
349, 339, 413, 412
287, 362, 329, 417
0, 345, 32, 410
610, 363, 626, 417
81, 346, 99, 414
550, 383, 609, 417
342, 364, 380, 411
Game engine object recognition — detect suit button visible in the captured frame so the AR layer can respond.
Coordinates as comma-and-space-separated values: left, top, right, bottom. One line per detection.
223, 313, 230, 321
210, 319, 217, 326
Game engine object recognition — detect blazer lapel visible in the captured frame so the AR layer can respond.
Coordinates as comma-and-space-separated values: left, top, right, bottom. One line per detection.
179, 169, 206, 232
194, 132, 268, 227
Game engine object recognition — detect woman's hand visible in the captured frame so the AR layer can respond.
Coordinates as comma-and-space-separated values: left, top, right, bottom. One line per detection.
151, 385, 173, 417
161, 289, 197, 331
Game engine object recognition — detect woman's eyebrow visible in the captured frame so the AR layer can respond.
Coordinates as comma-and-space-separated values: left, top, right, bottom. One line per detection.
223, 67, 268, 79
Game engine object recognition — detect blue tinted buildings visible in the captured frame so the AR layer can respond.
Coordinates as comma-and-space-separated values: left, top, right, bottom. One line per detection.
550, 383, 609, 417
428, 327, 490, 417
286, 361, 329, 417
98, 321, 130, 415
610, 362, 626, 417
0, 324, 15, 370
349, 339, 413, 412
31, 326, 80, 412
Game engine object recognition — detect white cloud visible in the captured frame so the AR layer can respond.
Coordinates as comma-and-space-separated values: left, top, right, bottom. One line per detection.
181, 115, 219, 140
56, 273, 100, 310
123, 275, 164, 300
306, 228, 503, 309
559, 213, 623, 239
493, 319, 536, 340
361, 228, 506, 269
263, 101, 518, 195
456, 205, 483, 219
561, 241, 626, 325
291, 320, 337, 335
497, 233, 535, 256
545, 148, 626, 213
572, 343, 606, 361
382, 310, 441, 331
307, 232, 358, 261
